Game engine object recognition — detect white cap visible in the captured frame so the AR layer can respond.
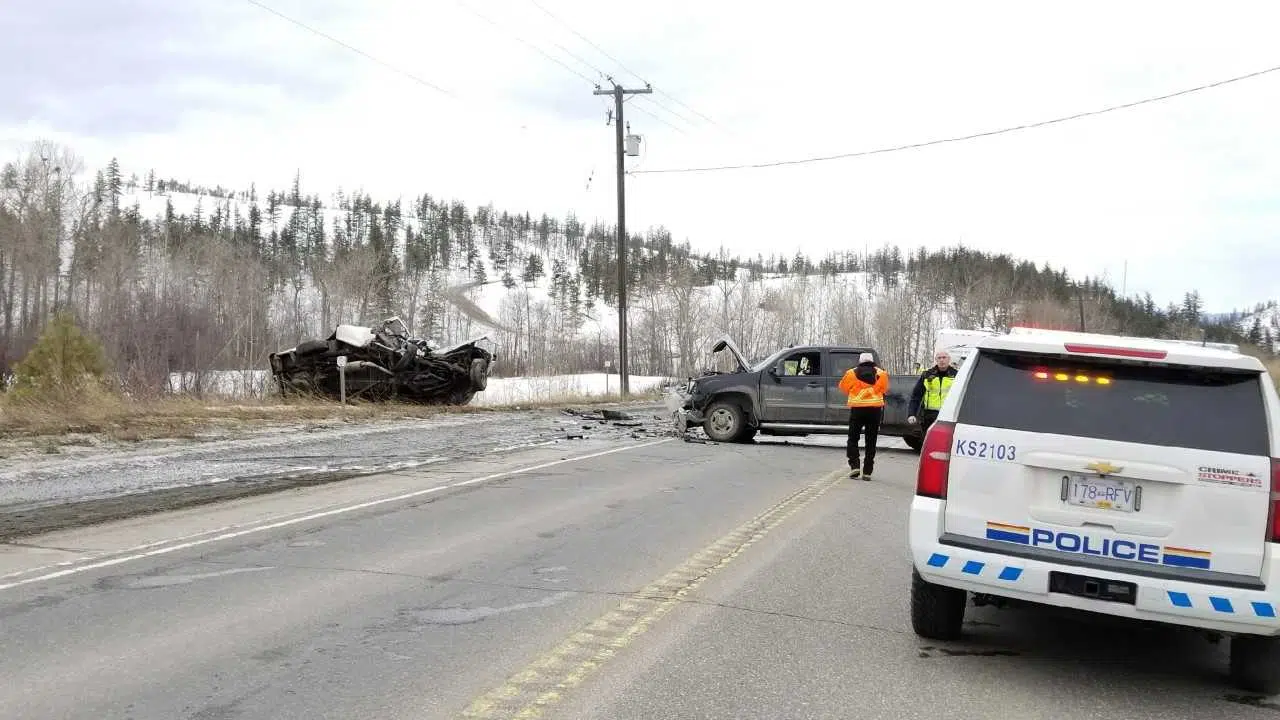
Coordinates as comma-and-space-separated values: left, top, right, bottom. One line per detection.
858, 352, 874, 364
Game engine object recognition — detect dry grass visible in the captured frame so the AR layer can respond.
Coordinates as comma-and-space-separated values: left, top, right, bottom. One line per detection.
0, 384, 665, 449
0, 394, 446, 443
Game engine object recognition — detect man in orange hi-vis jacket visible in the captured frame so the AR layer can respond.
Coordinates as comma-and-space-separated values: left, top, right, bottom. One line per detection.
838, 352, 889, 480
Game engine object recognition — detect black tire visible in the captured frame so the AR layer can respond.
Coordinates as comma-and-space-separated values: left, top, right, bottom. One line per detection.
703, 400, 749, 443
1229, 634, 1280, 694
469, 358, 489, 391
904, 432, 924, 453
910, 568, 967, 641
448, 389, 477, 406
295, 339, 328, 356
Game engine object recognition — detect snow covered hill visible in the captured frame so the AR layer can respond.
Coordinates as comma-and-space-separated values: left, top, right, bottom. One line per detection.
113, 181, 940, 373
105, 173, 1274, 386
1237, 302, 1280, 352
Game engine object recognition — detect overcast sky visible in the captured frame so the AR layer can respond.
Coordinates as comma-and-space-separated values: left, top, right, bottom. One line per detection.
3, 0, 1278, 312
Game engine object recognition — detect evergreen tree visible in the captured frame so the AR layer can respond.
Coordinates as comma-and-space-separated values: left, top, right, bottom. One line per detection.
105, 158, 122, 213
522, 252, 544, 285
1181, 291, 1203, 324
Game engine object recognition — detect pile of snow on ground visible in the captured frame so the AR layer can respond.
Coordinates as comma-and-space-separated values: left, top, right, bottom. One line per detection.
474, 374, 670, 406
167, 371, 671, 405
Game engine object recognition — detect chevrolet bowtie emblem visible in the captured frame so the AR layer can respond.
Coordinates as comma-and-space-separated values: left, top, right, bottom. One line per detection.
1086, 461, 1124, 475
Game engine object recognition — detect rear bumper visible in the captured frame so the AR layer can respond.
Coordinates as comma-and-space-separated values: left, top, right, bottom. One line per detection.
909, 496, 1280, 636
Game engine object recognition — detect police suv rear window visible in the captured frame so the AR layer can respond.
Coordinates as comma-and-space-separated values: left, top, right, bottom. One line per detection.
956, 350, 1270, 456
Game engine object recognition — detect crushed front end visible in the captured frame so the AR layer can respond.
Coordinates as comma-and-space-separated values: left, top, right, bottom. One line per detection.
665, 376, 712, 434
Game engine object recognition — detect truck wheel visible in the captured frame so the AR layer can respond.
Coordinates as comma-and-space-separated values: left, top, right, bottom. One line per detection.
904, 433, 924, 453
469, 358, 489, 391
1229, 634, 1280, 694
448, 389, 477, 406
703, 400, 749, 443
910, 568, 966, 641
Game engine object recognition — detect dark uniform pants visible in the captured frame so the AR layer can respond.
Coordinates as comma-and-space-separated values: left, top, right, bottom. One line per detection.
919, 409, 940, 437
847, 406, 884, 475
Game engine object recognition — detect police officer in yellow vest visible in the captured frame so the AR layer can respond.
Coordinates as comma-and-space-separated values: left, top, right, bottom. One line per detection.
908, 349, 957, 436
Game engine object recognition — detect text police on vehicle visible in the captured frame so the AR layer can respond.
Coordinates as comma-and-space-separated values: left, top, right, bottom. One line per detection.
905, 328, 1280, 694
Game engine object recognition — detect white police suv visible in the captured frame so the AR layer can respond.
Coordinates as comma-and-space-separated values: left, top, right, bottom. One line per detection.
907, 328, 1280, 693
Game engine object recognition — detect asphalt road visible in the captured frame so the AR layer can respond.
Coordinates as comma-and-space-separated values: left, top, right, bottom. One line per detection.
0, 434, 1275, 719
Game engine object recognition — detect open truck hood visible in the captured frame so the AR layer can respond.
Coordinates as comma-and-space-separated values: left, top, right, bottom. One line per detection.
711, 335, 751, 373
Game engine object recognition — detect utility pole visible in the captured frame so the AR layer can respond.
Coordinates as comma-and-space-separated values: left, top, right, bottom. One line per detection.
594, 79, 651, 397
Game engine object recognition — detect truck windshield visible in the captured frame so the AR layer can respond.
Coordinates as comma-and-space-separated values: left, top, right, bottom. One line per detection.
956, 350, 1270, 455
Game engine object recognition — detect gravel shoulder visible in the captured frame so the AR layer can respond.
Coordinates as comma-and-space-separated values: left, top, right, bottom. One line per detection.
0, 401, 676, 541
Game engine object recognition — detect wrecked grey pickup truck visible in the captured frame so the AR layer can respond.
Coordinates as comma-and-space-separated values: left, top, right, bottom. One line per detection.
670, 336, 925, 450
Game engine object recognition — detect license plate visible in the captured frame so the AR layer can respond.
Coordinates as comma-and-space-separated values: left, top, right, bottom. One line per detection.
1065, 475, 1139, 512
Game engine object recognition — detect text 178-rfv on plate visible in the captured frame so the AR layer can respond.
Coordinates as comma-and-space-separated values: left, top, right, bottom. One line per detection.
1065, 475, 1139, 512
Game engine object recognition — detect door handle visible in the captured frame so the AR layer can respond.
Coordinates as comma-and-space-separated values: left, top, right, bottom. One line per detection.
806, 382, 821, 388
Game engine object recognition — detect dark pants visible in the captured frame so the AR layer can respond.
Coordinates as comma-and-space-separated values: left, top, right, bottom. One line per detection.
919, 409, 940, 436
847, 406, 883, 474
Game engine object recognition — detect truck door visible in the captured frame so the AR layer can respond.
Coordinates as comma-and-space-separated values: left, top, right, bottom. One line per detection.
760, 349, 828, 424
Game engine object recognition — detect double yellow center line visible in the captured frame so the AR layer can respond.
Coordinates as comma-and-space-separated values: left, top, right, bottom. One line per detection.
459, 467, 849, 719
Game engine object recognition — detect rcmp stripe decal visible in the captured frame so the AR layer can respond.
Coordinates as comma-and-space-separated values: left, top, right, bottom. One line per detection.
1166, 591, 1278, 618
923, 552, 1023, 582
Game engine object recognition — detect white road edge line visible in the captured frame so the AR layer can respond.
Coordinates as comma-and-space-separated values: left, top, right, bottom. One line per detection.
0, 438, 675, 593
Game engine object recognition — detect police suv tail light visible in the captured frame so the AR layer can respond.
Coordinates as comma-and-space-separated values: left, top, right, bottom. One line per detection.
916, 421, 955, 499
1269, 458, 1280, 543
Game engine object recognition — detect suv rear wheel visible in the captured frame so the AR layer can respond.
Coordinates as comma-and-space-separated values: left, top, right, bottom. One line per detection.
1229, 634, 1280, 694
703, 400, 753, 443
910, 569, 966, 640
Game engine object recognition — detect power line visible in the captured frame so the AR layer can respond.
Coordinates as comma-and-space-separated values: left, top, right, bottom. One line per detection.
451, 0, 598, 86
529, 30, 692, 137
632, 62, 1280, 175
249, 0, 693, 138
242, 0, 457, 98
630, 94, 698, 132
524, 0, 718, 127
626, 99, 688, 135
452, 0, 687, 137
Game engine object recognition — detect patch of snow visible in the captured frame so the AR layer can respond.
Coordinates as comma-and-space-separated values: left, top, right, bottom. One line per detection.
474, 373, 671, 406
165, 369, 669, 406
1237, 302, 1280, 353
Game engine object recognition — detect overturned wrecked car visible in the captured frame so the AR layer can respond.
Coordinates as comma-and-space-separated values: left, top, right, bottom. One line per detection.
268, 316, 495, 405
